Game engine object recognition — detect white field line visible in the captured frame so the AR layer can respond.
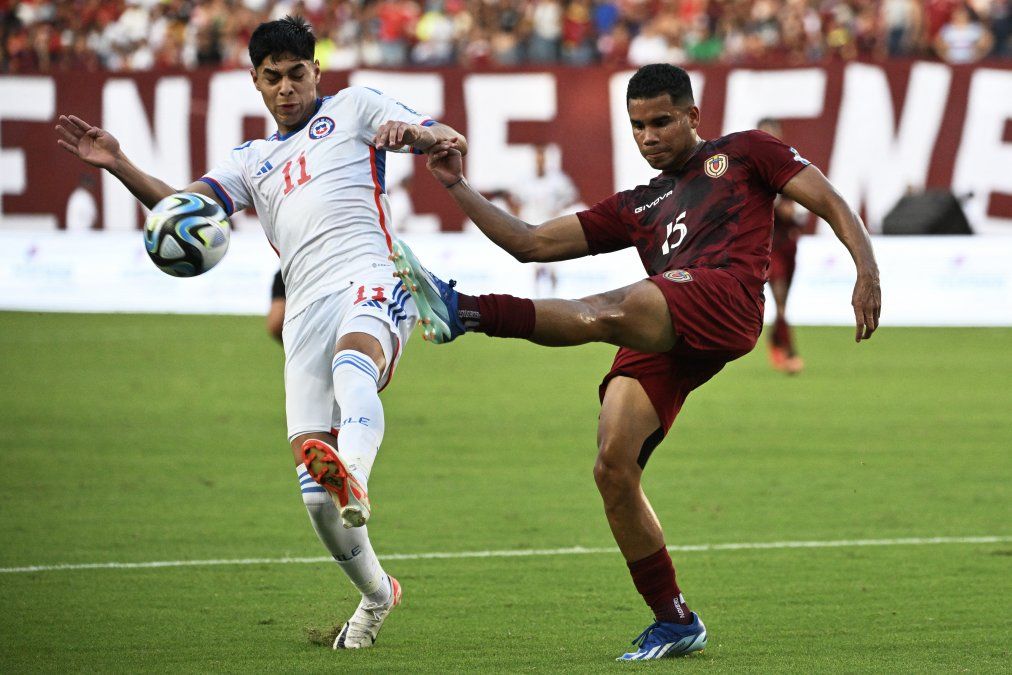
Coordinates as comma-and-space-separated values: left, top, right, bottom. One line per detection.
1, 536, 1008, 575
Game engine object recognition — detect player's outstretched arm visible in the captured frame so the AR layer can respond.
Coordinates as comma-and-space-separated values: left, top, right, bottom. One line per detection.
781, 165, 881, 342
55, 114, 180, 210
426, 141, 590, 263
373, 121, 468, 156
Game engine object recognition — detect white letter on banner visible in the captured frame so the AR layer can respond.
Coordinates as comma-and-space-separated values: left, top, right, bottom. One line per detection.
350, 71, 444, 193
206, 71, 274, 171
827, 62, 950, 233
102, 77, 191, 230
610, 70, 704, 192
952, 69, 1012, 235
463, 74, 556, 192
206, 71, 274, 229
721, 68, 825, 134
0, 76, 57, 230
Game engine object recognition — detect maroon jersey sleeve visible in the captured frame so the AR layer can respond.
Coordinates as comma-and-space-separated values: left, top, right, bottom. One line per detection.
577, 193, 632, 255
743, 130, 811, 192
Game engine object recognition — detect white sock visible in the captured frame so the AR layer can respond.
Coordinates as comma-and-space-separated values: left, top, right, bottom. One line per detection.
331, 350, 385, 480
297, 464, 392, 605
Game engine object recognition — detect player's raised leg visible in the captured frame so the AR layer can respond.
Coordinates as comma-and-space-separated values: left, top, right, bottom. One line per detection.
596, 377, 706, 660
287, 310, 401, 649
392, 239, 676, 353
302, 329, 388, 528
292, 432, 398, 648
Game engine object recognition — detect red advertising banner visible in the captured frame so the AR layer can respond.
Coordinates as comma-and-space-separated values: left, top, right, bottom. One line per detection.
2, 61, 1011, 234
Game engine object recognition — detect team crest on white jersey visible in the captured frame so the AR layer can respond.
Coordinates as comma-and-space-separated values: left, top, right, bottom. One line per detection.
704, 154, 728, 178
663, 269, 693, 283
309, 116, 336, 140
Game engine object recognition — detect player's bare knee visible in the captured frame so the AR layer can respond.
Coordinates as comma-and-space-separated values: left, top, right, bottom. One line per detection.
581, 293, 628, 342
594, 307, 629, 343
593, 451, 638, 498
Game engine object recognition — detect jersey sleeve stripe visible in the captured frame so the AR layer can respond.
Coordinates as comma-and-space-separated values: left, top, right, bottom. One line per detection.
198, 177, 235, 216
368, 147, 393, 252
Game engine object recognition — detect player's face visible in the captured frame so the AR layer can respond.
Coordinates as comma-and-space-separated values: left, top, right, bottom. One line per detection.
628, 94, 700, 171
252, 54, 322, 132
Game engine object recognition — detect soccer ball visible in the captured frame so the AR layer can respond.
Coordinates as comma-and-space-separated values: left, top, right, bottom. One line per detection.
143, 192, 230, 277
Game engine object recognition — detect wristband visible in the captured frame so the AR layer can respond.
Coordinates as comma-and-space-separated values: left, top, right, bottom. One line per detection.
443, 177, 465, 189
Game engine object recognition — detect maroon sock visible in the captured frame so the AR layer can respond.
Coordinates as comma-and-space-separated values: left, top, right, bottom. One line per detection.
627, 547, 692, 624
457, 292, 535, 339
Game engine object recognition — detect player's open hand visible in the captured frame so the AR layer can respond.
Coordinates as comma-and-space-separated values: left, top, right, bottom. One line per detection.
55, 115, 121, 170
852, 272, 881, 342
426, 141, 463, 188
373, 121, 432, 151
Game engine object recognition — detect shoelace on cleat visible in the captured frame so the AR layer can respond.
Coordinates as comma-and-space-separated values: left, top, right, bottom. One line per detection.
345, 606, 388, 639
631, 621, 665, 648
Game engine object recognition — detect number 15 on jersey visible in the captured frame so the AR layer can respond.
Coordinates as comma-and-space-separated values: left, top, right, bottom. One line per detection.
662, 211, 687, 255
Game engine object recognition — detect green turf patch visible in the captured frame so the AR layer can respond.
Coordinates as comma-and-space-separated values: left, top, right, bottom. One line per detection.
1, 313, 1009, 671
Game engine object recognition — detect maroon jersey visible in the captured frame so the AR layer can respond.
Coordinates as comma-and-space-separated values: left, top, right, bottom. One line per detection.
772, 197, 802, 249
577, 130, 810, 297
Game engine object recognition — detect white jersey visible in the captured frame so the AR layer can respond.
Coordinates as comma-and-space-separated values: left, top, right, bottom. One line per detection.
201, 86, 433, 319
511, 170, 578, 224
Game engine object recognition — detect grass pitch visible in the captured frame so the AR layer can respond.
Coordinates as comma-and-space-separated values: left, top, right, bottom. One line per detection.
0, 312, 1009, 672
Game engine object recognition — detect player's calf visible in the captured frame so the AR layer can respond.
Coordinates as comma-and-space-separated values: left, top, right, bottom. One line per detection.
391, 238, 538, 343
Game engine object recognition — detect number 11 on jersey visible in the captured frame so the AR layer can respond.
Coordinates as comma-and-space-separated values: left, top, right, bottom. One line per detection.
282, 153, 312, 195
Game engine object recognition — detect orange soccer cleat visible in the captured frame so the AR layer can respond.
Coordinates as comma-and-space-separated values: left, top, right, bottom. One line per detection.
301, 438, 371, 528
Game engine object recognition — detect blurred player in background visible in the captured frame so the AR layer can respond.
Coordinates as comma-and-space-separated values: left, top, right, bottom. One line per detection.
267, 270, 286, 343
394, 64, 880, 661
509, 143, 583, 298
757, 117, 805, 374
509, 143, 581, 224
55, 15, 466, 650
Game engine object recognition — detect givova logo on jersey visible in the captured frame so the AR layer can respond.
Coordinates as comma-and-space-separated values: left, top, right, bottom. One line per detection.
309, 116, 336, 140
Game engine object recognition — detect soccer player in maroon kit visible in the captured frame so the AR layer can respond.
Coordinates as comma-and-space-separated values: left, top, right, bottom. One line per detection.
393, 64, 881, 660
758, 117, 805, 374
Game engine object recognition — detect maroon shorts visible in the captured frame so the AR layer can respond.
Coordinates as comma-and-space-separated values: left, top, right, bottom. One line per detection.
769, 239, 798, 284
599, 268, 763, 434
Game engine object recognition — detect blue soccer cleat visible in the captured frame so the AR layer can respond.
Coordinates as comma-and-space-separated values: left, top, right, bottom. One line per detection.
390, 239, 465, 343
616, 613, 708, 661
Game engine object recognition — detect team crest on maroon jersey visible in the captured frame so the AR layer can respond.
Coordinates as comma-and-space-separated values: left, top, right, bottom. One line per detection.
663, 269, 693, 283
704, 154, 728, 178
309, 116, 336, 139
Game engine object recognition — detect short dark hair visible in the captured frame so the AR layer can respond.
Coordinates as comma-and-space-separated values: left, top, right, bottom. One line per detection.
757, 117, 780, 129
248, 16, 315, 68
626, 64, 694, 106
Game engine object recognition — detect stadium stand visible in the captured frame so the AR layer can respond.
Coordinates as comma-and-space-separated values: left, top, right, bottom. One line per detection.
2, 0, 1010, 73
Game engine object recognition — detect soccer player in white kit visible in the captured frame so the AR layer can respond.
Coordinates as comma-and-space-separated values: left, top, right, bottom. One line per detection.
54, 15, 466, 650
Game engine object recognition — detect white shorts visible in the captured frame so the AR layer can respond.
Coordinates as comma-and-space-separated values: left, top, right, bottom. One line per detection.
283, 268, 417, 441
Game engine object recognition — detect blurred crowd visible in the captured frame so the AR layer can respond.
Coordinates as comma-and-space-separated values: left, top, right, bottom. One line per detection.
3, 0, 1010, 73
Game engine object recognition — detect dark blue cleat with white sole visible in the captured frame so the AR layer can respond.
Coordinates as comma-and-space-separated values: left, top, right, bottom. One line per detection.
616, 613, 707, 661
